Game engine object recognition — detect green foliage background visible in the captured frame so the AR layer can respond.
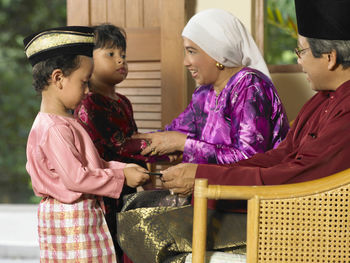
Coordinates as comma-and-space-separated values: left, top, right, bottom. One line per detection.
0, 0, 66, 203
265, 0, 298, 65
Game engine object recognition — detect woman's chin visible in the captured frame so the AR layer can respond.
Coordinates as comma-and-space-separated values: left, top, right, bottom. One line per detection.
194, 78, 205, 86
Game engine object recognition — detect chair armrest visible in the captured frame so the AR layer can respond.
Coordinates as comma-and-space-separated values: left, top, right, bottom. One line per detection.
199, 168, 350, 201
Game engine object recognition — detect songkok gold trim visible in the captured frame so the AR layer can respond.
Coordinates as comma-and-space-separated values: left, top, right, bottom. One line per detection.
24, 30, 94, 58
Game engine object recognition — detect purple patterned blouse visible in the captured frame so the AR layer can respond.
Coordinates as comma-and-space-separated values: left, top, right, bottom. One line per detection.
165, 67, 289, 164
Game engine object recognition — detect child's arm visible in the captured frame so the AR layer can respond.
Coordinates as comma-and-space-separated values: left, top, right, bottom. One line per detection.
102, 160, 149, 187
124, 164, 150, 188
44, 124, 128, 199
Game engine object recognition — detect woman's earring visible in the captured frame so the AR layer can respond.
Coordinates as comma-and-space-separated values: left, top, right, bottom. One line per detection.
216, 62, 225, 70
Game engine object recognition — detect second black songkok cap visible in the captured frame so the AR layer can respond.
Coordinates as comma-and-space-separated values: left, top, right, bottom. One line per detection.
295, 0, 350, 40
23, 26, 94, 66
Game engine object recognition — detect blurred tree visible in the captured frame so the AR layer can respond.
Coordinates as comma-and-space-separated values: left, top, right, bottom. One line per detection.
0, 0, 66, 203
265, 0, 298, 65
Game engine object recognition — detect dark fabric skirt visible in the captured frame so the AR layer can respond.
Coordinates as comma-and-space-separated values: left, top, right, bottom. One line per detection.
116, 191, 246, 263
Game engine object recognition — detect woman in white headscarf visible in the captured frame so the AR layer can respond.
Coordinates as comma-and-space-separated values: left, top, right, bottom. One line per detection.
133, 9, 288, 166
118, 9, 289, 263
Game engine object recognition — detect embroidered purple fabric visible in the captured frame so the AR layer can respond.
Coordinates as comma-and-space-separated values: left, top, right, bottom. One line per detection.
165, 67, 289, 164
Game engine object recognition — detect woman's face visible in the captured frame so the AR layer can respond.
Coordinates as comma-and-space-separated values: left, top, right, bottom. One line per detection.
183, 37, 219, 86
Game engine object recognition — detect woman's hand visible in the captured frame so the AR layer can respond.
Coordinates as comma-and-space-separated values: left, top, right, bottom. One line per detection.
161, 163, 198, 196
132, 131, 187, 156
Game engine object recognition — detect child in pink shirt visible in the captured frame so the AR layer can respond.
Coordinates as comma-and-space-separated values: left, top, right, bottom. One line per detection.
24, 26, 149, 262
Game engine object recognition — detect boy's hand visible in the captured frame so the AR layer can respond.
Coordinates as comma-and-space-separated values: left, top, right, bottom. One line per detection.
124, 164, 149, 188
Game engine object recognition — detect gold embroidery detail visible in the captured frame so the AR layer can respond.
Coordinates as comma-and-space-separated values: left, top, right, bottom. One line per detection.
25, 30, 94, 58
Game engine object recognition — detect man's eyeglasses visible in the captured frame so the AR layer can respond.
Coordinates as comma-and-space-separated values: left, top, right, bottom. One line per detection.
294, 47, 310, 58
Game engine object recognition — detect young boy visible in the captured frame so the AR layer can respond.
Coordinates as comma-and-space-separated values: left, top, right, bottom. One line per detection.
24, 26, 149, 262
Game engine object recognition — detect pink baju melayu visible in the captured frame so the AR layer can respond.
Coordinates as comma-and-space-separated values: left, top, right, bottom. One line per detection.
26, 112, 126, 262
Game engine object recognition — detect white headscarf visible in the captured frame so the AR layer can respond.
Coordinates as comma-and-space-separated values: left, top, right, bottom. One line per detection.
182, 9, 271, 79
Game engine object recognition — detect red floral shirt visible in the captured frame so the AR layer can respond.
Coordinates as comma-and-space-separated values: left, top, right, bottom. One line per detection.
75, 92, 168, 165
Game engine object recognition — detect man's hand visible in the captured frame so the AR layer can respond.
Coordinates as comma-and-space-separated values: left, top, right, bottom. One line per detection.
161, 163, 198, 196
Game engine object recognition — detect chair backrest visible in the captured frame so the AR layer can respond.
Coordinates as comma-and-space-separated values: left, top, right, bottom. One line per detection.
192, 168, 350, 263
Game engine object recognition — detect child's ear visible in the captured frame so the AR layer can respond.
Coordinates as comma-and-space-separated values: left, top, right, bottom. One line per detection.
51, 69, 64, 89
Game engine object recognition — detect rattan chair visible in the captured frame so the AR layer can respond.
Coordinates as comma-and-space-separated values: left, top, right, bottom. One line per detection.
192, 168, 350, 263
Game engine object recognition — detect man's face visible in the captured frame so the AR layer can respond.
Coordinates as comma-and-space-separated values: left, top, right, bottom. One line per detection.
297, 35, 330, 91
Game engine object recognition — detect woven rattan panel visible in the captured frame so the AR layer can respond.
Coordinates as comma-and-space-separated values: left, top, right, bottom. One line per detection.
257, 187, 350, 262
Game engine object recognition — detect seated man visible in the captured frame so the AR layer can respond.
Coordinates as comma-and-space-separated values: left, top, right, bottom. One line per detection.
117, 0, 350, 262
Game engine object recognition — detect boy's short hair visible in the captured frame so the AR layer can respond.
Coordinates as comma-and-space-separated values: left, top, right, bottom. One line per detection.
32, 55, 81, 92
93, 24, 126, 51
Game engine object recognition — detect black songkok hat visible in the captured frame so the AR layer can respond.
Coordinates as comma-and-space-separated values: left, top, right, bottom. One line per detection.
23, 26, 94, 66
295, 0, 350, 40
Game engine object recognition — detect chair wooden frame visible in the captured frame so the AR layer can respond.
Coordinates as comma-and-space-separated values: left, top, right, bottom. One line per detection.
192, 168, 350, 263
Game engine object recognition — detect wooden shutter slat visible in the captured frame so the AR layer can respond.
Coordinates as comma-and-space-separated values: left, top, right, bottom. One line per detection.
116, 87, 161, 95
118, 79, 161, 87
128, 62, 161, 71
133, 104, 161, 112
135, 120, 162, 128
127, 71, 161, 79
134, 112, 161, 120
128, 96, 161, 104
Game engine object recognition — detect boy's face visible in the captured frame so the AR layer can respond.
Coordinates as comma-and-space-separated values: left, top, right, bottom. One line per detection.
92, 47, 128, 86
60, 56, 93, 110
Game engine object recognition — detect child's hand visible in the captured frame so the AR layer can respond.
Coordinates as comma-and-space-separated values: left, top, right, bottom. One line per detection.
124, 164, 149, 188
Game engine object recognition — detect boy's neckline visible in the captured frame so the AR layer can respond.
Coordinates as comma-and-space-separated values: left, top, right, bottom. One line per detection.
39, 111, 75, 119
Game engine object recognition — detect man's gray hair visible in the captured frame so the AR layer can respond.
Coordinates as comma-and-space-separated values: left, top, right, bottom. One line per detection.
307, 38, 350, 69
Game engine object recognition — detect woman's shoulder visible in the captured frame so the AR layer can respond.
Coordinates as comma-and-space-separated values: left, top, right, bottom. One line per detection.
227, 67, 273, 90
234, 67, 271, 83
223, 67, 276, 99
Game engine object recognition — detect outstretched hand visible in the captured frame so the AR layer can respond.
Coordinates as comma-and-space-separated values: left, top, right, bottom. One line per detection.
161, 163, 198, 196
132, 131, 187, 156
123, 163, 149, 188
